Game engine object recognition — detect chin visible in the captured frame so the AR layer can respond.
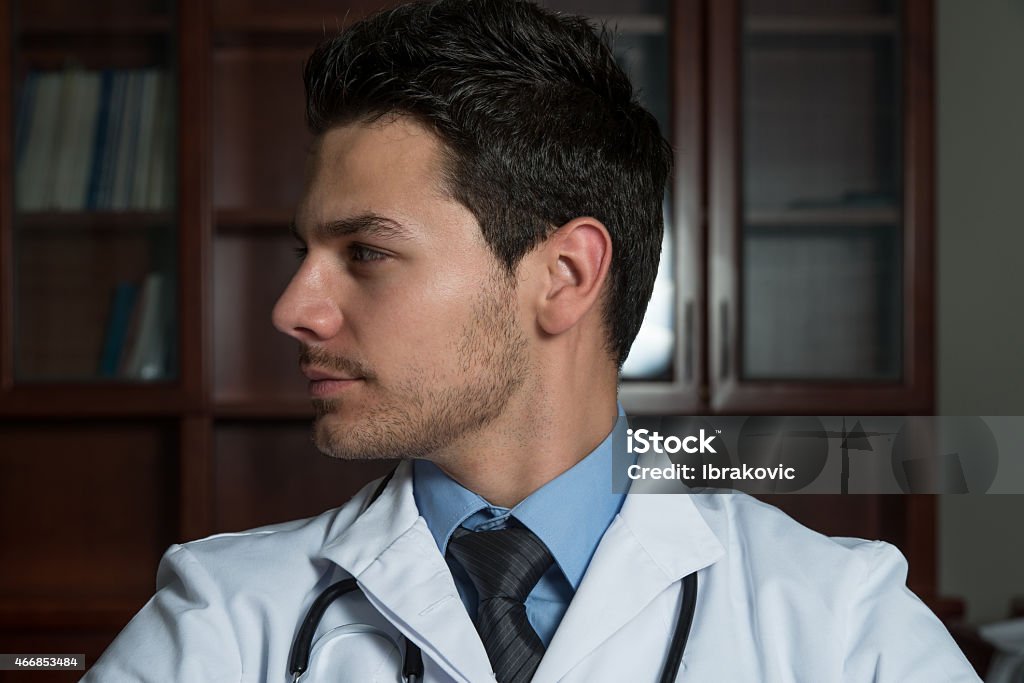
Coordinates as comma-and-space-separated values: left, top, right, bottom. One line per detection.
311, 409, 388, 460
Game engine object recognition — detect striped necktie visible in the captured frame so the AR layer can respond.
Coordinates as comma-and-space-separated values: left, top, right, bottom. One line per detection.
447, 526, 554, 683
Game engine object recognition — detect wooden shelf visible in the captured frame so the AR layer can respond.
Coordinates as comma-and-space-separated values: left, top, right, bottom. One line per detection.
215, 207, 293, 233
209, 12, 666, 43
746, 206, 900, 227
215, 12, 666, 37
17, 14, 173, 37
213, 13, 356, 37
0, 384, 190, 418
745, 15, 899, 36
591, 14, 666, 35
925, 596, 967, 623
213, 396, 313, 419
16, 211, 174, 233
215, 14, 340, 33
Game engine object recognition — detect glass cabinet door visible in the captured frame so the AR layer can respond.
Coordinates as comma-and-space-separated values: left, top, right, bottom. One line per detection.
539, 0, 703, 412
709, 0, 932, 413
743, 0, 902, 381
10, 0, 178, 383
605, 6, 676, 384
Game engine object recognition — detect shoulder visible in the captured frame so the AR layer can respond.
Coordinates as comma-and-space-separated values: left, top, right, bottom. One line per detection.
693, 489, 884, 554
691, 491, 895, 594
682, 494, 978, 680
160, 474, 385, 592
84, 475, 392, 681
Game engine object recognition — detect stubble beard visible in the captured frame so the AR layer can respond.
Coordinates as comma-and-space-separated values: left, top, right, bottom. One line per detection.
311, 274, 530, 461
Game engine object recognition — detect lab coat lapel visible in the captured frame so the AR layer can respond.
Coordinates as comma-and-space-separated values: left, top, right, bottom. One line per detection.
322, 462, 494, 683
532, 490, 724, 683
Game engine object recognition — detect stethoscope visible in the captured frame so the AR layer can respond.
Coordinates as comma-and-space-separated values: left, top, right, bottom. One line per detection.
288, 470, 699, 682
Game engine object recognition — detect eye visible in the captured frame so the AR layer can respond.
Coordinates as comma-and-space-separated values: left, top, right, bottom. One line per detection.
293, 244, 308, 261
349, 244, 388, 263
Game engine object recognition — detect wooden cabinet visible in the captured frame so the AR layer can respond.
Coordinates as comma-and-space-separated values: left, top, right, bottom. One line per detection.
701, 0, 940, 610
707, 0, 934, 416
0, 0, 943, 675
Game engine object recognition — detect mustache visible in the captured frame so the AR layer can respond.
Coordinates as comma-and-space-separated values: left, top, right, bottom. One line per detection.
299, 345, 376, 380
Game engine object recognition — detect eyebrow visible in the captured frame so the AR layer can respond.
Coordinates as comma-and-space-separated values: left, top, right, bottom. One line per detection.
290, 213, 415, 243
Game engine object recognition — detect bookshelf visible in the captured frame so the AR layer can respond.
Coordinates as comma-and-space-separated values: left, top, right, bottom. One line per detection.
0, 0, 947, 676
10, 0, 179, 386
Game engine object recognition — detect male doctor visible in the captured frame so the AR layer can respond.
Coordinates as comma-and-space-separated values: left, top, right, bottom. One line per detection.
86, 0, 979, 681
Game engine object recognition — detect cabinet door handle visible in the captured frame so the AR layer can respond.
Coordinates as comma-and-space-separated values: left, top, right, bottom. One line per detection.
683, 300, 694, 383
719, 300, 730, 380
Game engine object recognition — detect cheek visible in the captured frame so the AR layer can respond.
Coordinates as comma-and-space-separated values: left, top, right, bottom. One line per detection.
351, 274, 482, 360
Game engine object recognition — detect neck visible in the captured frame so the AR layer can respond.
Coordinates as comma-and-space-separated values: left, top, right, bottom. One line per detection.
431, 363, 619, 508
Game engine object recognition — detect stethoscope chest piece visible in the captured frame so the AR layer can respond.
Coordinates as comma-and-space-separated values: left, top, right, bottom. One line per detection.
294, 623, 404, 682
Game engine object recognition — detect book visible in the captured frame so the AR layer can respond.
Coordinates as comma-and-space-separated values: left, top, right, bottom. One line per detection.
17, 71, 61, 210
54, 71, 101, 210
97, 71, 128, 209
131, 69, 160, 208
146, 72, 173, 210
86, 70, 115, 209
98, 281, 140, 377
121, 272, 167, 380
71, 71, 102, 209
111, 70, 142, 210
48, 68, 81, 210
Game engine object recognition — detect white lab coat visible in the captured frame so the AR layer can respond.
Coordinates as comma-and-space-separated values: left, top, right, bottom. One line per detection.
84, 461, 979, 682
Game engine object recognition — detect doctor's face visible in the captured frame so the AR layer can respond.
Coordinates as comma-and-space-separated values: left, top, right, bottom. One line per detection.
272, 117, 532, 461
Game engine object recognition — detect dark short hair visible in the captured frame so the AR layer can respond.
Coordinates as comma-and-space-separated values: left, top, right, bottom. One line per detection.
304, 0, 671, 368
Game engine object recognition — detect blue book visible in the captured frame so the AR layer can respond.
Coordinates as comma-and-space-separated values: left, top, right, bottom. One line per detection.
86, 69, 114, 210
97, 71, 127, 209
98, 282, 139, 377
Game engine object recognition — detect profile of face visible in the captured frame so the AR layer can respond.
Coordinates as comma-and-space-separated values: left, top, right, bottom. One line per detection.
272, 117, 532, 462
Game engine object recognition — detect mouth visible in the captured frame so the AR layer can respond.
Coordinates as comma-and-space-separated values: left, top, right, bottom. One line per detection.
301, 366, 365, 398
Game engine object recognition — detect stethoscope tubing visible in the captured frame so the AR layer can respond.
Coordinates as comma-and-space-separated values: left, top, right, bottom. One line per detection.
660, 571, 698, 683
288, 577, 424, 682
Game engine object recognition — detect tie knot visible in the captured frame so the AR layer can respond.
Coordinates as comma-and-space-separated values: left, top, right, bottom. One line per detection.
447, 526, 554, 602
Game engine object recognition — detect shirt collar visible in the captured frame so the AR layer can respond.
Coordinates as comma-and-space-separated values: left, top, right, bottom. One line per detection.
413, 403, 626, 590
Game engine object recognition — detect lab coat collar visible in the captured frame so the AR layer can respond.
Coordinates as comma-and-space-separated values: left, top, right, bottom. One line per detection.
532, 483, 725, 683
322, 461, 494, 683
321, 455, 726, 683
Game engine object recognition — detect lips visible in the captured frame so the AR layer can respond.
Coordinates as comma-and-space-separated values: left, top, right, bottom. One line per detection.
301, 366, 360, 382
301, 365, 364, 398
308, 378, 362, 398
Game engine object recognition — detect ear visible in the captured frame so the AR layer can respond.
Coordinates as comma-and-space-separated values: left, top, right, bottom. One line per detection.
534, 217, 612, 336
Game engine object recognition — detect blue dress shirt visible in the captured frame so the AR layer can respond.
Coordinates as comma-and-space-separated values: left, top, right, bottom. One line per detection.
412, 415, 625, 646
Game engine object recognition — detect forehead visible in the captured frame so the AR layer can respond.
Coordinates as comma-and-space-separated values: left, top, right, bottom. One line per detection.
298, 117, 454, 232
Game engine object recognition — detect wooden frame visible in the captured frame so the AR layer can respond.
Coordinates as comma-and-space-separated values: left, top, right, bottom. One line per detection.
707, 0, 935, 417
620, 0, 705, 415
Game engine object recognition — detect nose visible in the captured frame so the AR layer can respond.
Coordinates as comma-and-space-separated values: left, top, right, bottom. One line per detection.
272, 260, 344, 343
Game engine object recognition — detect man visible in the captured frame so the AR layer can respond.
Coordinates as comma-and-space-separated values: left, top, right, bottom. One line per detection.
86, 0, 979, 681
